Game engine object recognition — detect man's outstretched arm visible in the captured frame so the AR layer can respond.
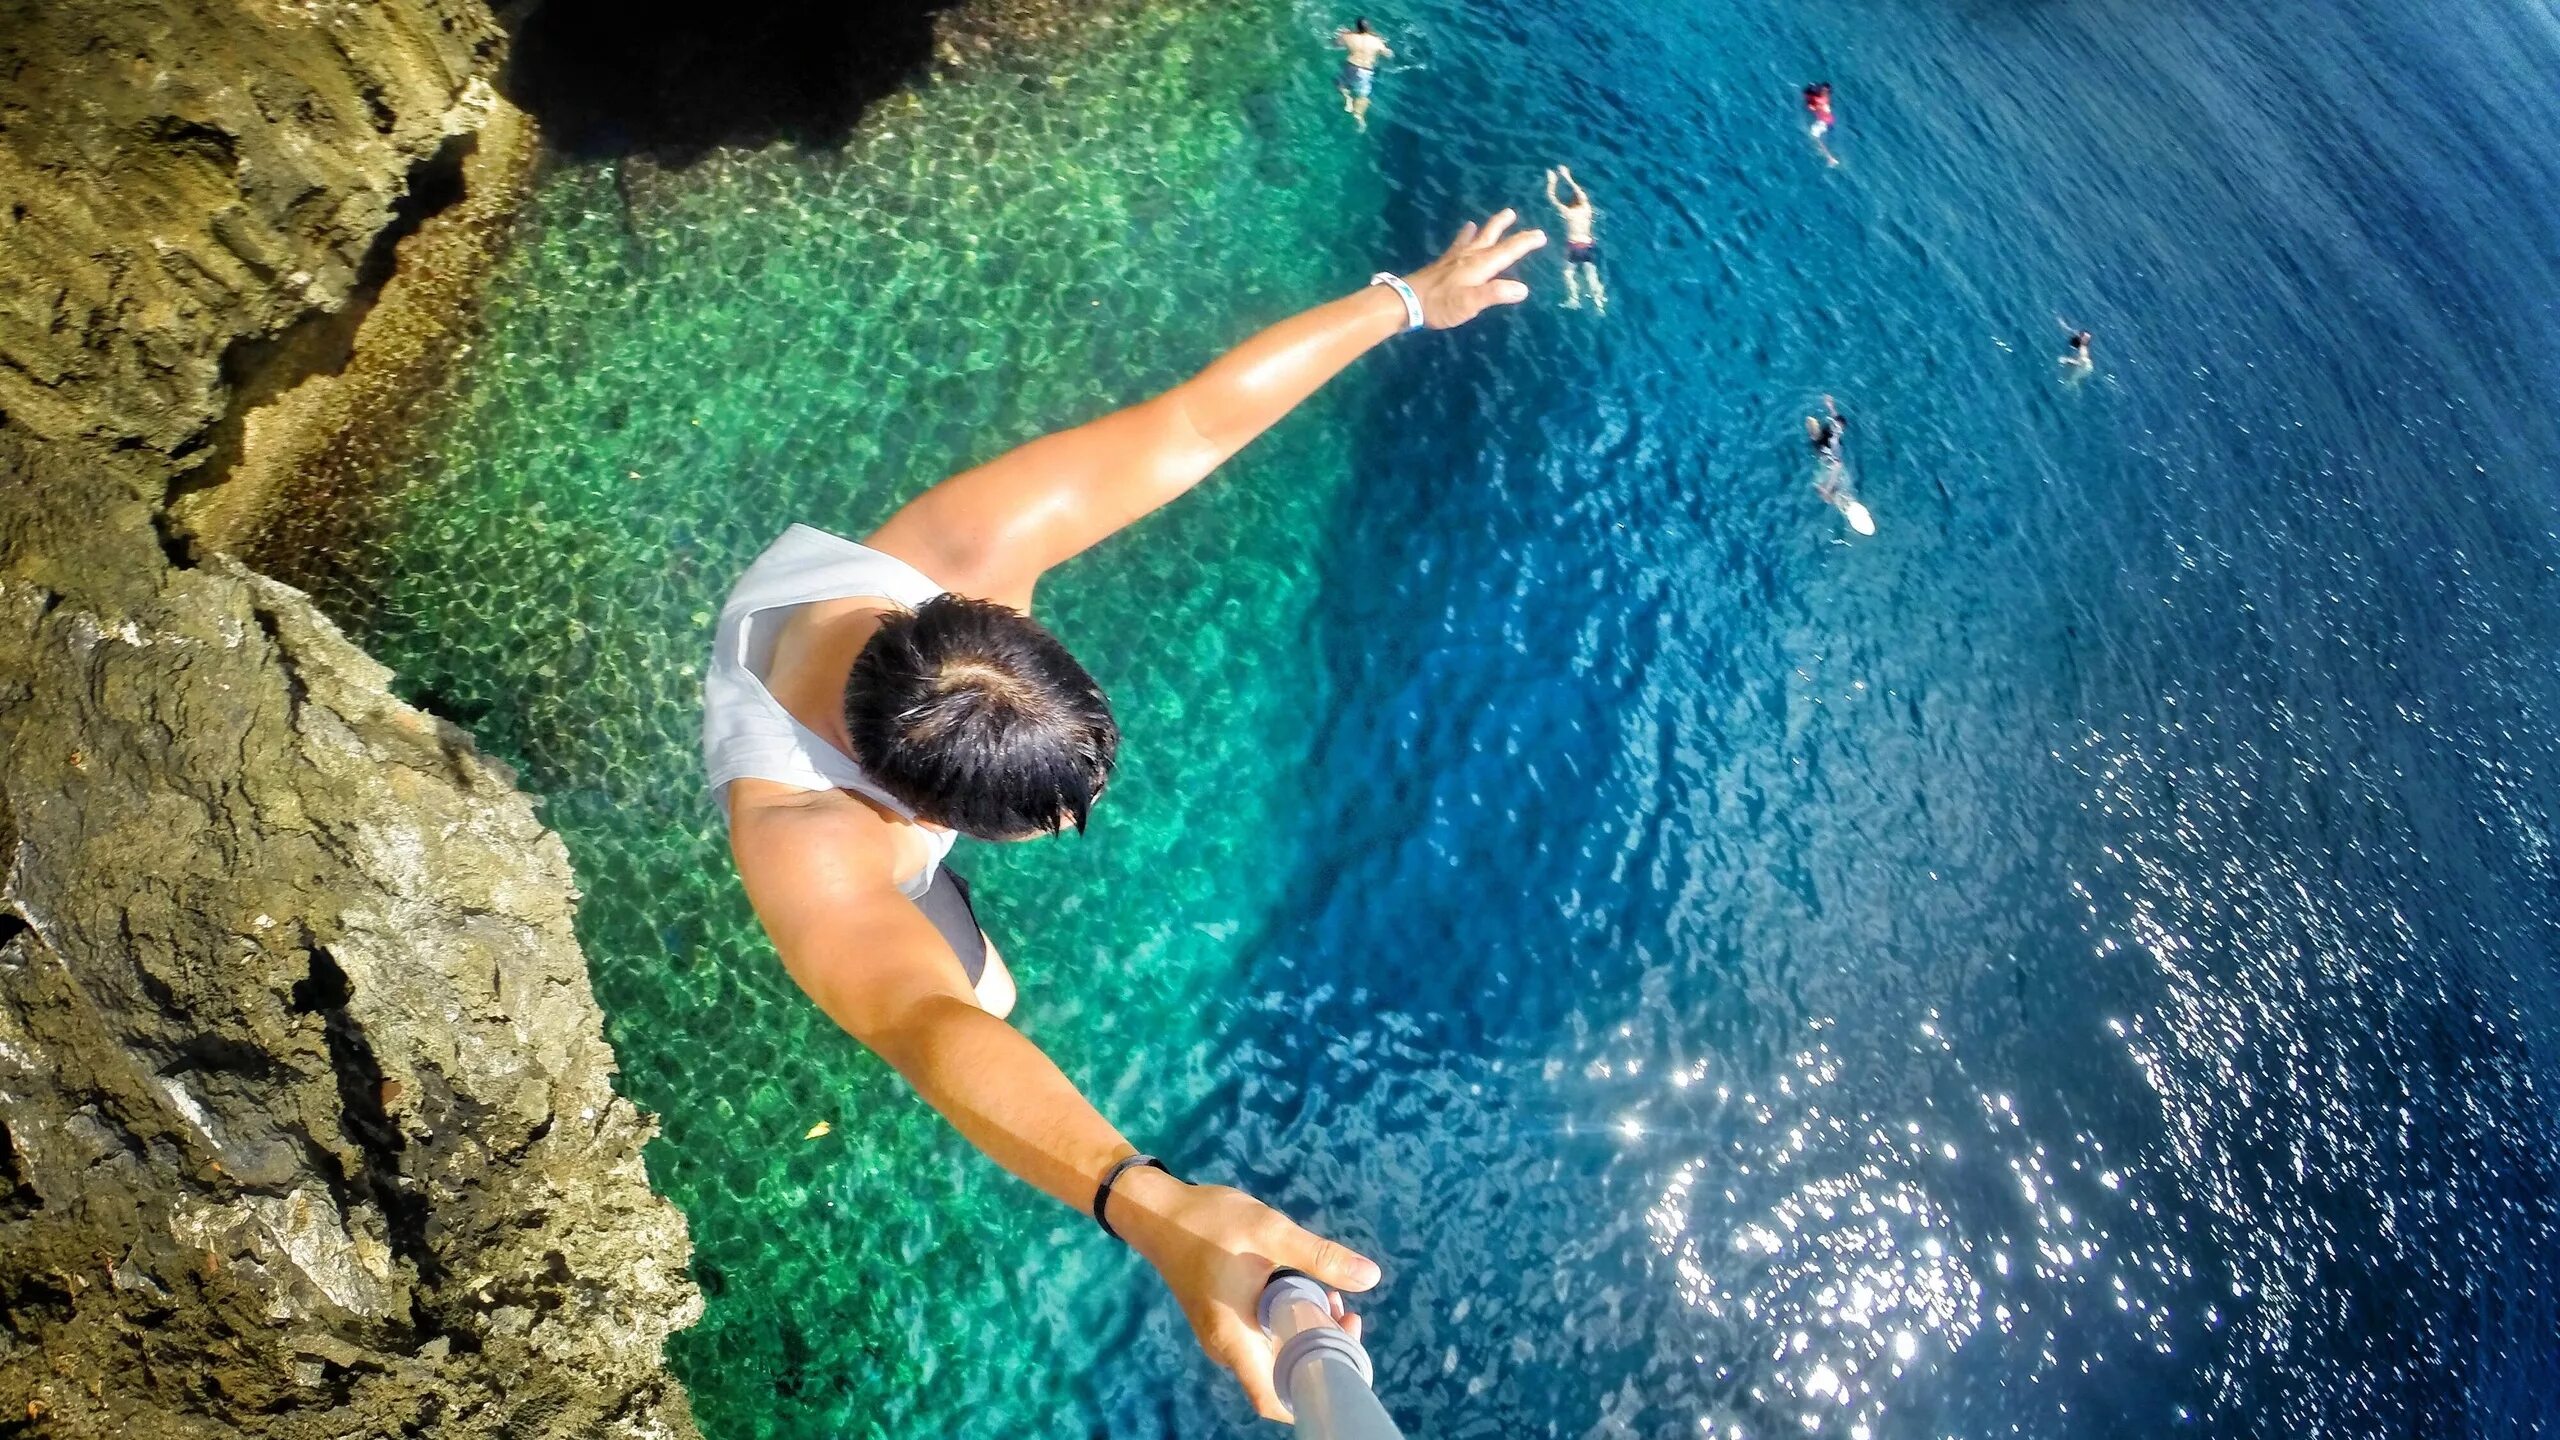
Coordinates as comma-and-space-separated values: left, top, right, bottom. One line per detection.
867, 209, 1545, 607
732, 806, 1375, 1419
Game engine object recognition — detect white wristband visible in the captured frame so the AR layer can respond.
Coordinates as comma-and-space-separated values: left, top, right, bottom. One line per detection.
1369, 272, 1424, 332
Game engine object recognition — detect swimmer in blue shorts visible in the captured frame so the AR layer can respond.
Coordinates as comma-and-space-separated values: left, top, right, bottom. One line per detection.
1335, 18, 1392, 131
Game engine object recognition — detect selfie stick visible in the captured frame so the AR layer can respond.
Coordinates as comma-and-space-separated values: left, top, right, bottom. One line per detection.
1258, 1269, 1407, 1440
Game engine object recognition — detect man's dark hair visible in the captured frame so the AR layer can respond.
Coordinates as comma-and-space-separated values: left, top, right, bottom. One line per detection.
844, 596, 1118, 841
1354, 17, 1370, 31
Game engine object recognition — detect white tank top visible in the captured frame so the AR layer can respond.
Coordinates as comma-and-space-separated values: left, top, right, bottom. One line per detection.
702, 524, 958, 898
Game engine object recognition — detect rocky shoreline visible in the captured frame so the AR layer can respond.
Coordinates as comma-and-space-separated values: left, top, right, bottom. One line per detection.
0, 0, 1068, 1425
0, 1, 699, 1434
173, 90, 543, 612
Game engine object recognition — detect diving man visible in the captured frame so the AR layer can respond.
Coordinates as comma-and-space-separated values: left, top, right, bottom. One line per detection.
706, 210, 1546, 1419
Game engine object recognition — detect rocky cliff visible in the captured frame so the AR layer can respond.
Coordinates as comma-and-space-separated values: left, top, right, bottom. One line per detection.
0, 2, 701, 1435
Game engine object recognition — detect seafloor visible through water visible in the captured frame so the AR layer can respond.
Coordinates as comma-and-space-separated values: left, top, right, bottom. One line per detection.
320, 0, 2560, 1433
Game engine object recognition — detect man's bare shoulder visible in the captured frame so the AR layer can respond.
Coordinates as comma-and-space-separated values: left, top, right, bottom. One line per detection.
730, 786, 903, 887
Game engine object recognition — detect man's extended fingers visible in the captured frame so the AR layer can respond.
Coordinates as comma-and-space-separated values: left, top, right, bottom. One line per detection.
1474, 208, 1519, 250
1214, 1319, 1290, 1423
1441, 220, 1480, 262
1491, 279, 1530, 305
1466, 227, 1548, 283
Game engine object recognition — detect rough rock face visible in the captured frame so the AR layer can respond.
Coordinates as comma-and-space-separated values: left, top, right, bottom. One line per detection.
0, 2, 701, 1436
1, 0, 507, 451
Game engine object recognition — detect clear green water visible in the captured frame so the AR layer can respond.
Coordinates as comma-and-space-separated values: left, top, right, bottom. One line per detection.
354, 3, 1374, 1432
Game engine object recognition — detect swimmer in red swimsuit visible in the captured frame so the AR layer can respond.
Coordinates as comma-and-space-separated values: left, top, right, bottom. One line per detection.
1804, 82, 1840, 167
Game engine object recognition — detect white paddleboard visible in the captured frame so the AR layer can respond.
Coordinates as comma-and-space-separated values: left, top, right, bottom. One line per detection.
1840, 498, 1876, 535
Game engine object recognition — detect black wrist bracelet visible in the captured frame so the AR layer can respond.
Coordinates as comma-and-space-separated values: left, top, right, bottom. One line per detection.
1092, 1152, 1173, 1242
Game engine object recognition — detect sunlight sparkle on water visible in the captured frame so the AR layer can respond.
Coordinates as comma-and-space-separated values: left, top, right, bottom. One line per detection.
1626, 1013, 2201, 1434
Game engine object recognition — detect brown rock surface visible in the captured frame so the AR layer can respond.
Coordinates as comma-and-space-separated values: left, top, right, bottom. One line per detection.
0, 1, 701, 1436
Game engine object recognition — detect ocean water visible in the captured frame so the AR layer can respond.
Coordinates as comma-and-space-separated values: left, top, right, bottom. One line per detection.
325, 0, 2560, 1433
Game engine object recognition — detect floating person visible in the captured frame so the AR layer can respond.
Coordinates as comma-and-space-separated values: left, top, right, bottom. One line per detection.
1335, 18, 1393, 131
704, 209, 1545, 1421
1545, 165, 1607, 313
2058, 317, 2095, 376
1808, 394, 1847, 467
1805, 82, 1840, 167
1806, 394, 1876, 534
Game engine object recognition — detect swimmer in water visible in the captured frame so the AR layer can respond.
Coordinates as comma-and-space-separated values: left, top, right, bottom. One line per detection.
1545, 165, 1607, 313
2059, 317, 2095, 375
1335, 18, 1393, 132
1805, 82, 1840, 167
1807, 394, 1847, 469
1805, 395, 1875, 533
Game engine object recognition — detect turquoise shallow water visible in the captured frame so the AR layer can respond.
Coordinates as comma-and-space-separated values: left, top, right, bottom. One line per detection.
334, 0, 2560, 1433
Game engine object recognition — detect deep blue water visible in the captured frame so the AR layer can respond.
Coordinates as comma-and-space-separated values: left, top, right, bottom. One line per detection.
1094, 0, 2560, 1433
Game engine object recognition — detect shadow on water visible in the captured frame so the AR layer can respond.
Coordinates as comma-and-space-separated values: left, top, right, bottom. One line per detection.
501, 0, 961, 161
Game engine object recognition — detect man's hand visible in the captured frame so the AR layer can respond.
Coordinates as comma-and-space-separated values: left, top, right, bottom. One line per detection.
1118, 1173, 1381, 1421
1404, 209, 1546, 329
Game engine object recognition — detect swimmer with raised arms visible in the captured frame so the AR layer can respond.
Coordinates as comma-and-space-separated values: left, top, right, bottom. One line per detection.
1545, 165, 1607, 313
